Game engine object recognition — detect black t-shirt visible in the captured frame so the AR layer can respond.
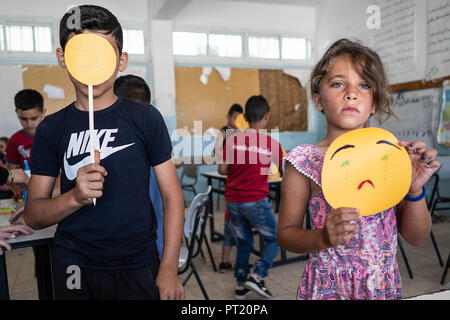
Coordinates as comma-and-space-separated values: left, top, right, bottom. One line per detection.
31, 98, 172, 270
0, 167, 8, 185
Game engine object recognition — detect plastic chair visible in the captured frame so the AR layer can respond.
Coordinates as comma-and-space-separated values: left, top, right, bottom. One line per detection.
180, 164, 199, 197
178, 186, 212, 300
427, 173, 447, 267
440, 252, 449, 285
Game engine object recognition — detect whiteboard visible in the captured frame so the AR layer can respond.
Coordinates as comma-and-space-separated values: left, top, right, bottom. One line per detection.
0, 65, 24, 137
369, 88, 441, 148
426, 0, 450, 80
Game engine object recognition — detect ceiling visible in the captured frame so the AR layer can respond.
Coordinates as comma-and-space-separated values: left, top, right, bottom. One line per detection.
217, 0, 330, 8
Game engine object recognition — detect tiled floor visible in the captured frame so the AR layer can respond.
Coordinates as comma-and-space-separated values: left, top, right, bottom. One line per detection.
4, 209, 450, 300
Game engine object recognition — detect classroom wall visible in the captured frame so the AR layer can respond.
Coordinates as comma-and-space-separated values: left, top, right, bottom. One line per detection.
0, 0, 325, 200
0, 0, 149, 22
173, 0, 316, 36
316, 0, 450, 204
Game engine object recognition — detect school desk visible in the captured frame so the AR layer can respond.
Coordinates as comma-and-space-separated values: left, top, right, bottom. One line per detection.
200, 171, 306, 267
0, 224, 56, 300
173, 156, 216, 168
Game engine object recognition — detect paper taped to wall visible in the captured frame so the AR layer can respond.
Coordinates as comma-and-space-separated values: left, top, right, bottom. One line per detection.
215, 67, 231, 82
43, 84, 65, 99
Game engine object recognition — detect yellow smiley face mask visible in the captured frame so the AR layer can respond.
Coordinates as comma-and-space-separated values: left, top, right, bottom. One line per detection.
322, 127, 412, 216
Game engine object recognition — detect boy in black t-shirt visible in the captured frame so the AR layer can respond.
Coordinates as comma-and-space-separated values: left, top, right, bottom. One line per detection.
24, 5, 185, 300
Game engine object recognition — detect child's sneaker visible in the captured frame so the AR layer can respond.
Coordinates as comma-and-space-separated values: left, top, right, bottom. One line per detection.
219, 262, 233, 273
235, 283, 251, 300
245, 273, 272, 299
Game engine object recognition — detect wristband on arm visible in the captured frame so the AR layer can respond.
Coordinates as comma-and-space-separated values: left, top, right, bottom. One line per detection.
6, 169, 14, 185
404, 186, 426, 202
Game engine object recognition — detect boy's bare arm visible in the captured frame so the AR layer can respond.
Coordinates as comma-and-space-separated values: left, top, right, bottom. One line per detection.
6, 162, 22, 199
153, 158, 185, 300
24, 175, 81, 229
24, 162, 107, 229
218, 163, 229, 175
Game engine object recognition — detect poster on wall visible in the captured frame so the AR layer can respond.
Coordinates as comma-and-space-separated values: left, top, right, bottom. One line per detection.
437, 82, 450, 144
368, 0, 422, 84
426, 0, 450, 81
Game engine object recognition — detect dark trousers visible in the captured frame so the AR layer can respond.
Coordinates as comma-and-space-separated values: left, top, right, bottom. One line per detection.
33, 245, 53, 300
52, 256, 160, 300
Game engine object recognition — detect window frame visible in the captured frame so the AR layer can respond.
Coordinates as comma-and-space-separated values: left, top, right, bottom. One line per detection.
121, 23, 148, 58
247, 33, 281, 60
207, 31, 244, 58
0, 16, 57, 59
172, 27, 313, 66
280, 35, 312, 61
172, 30, 209, 57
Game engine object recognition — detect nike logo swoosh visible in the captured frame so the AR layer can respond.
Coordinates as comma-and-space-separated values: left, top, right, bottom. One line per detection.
63, 143, 135, 180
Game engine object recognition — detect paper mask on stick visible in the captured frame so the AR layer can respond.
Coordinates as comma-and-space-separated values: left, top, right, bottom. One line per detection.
235, 113, 249, 130
322, 127, 412, 216
64, 34, 117, 205
64, 33, 117, 85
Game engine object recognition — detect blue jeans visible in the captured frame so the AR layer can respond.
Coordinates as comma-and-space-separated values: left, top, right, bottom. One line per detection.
227, 197, 279, 283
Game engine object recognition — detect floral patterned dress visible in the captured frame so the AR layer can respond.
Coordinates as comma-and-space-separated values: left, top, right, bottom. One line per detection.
284, 144, 402, 300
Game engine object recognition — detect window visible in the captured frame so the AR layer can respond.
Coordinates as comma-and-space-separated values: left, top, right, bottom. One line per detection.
172, 30, 312, 62
5, 24, 52, 53
0, 25, 4, 50
173, 31, 207, 56
281, 37, 311, 60
248, 35, 280, 59
123, 29, 145, 54
33, 26, 52, 53
208, 33, 242, 58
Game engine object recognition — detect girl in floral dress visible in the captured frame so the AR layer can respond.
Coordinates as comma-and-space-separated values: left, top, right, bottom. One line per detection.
277, 39, 441, 300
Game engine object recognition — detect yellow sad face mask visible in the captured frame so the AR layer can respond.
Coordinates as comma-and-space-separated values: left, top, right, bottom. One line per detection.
322, 127, 412, 216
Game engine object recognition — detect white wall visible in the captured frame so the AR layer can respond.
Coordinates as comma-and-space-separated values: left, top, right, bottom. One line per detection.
314, 0, 429, 84
315, 0, 371, 59
0, 65, 24, 137
0, 0, 149, 22
173, 0, 316, 36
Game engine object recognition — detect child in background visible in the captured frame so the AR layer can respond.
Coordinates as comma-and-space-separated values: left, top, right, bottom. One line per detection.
219, 95, 283, 300
215, 104, 243, 273
0, 166, 33, 254
0, 137, 13, 199
6, 90, 45, 200
24, 5, 184, 300
0, 137, 8, 165
114, 74, 164, 261
277, 39, 441, 300
5, 89, 52, 300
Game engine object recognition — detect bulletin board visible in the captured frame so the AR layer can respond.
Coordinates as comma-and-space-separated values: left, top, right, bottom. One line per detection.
22, 65, 76, 115
175, 66, 308, 133
175, 66, 260, 134
258, 69, 307, 132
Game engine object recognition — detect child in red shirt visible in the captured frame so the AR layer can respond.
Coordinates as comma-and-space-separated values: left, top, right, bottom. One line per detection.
6, 89, 46, 199
5, 89, 52, 300
219, 95, 283, 300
